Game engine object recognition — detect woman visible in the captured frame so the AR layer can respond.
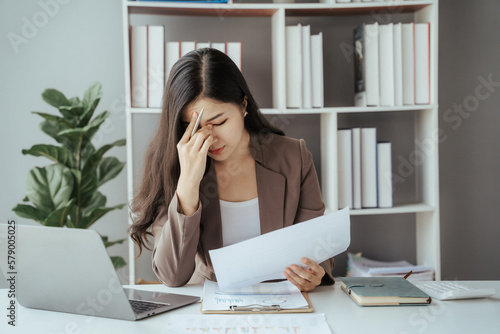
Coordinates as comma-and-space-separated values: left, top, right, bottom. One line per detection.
129, 48, 335, 291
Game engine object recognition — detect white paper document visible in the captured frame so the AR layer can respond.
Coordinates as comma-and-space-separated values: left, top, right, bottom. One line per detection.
202, 280, 309, 311
164, 314, 332, 334
209, 207, 350, 291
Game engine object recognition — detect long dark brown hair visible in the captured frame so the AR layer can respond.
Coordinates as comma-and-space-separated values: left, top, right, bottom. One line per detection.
129, 48, 284, 254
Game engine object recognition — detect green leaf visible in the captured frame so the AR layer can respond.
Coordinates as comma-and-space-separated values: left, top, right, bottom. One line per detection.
33, 112, 73, 128
101, 236, 127, 248
26, 165, 74, 216
68, 97, 81, 105
58, 111, 110, 153
80, 82, 103, 127
12, 204, 47, 223
22, 144, 69, 165
83, 139, 126, 173
59, 105, 85, 120
42, 199, 75, 227
80, 203, 125, 229
42, 89, 69, 108
110, 256, 126, 270
82, 191, 106, 217
97, 157, 125, 187
71, 169, 99, 209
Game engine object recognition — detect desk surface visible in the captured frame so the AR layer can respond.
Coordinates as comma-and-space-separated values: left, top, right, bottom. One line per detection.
1, 281, 500, 334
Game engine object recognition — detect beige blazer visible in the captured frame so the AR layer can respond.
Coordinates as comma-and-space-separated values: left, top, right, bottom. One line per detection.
151, 132, 335, 287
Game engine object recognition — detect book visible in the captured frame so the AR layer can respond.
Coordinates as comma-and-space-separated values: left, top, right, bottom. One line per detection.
378, 23, 395, 107
353, 25, 366, 107
286, 24, 302, 108
226, 42, 242, 71
360, 127, 377, 208
402, 23, 415, 105
338, 129, 353, 209
302, 25, 312, 109
365, 23, 379, 106
148, 25, 165, 108
352, 128, 362, 209
311, 32, 324, 108
130, 25, 148, 108
393, 22, 403, 107
165, 41, 180, 81
180, 41, 196, 56
377, 142, 393, 208
211, 42, 226, 53
340, 277, 431, 306
414, 22, 431, 104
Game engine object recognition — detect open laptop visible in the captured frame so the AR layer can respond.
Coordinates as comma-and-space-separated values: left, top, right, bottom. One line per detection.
0, 225, 199, 321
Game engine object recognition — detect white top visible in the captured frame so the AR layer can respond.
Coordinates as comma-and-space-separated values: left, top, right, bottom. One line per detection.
219, 197, 260, 247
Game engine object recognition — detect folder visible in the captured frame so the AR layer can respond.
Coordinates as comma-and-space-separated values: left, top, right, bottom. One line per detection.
201, 280, 314, 314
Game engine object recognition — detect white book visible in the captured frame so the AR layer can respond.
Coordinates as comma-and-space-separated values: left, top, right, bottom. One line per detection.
197, 42, 210, 49
377, 142, 393, 208
130, 26, 148, 108
393, 23, 403, 107
378, 23, 394, 107
311, 32, 324, 108
402, 23, 415, 105
361, 128, 377, 208
414, 23, 431, 105
365, 23, 379, 106
352, 128, 362, 209
338, 129, 353, 209
226, 42, 242, 71
286, 24, 303, 108
211, 42, 226, 53
147, 25, 164, 109
302, 25, 312, 109
181, 41, 196, 57
165, 41, 180, 81
336, 0, 351, 3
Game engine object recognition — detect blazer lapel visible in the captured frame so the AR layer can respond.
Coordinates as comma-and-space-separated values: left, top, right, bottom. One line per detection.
199, 162, 223, 263
255, 161, 286, 234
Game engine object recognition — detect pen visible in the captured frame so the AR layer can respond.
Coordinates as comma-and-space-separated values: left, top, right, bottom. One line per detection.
190, 108, 204, 138
404, 271, 413, 280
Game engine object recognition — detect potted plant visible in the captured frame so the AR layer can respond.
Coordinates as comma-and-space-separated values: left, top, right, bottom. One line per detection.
13, 82, 127, 269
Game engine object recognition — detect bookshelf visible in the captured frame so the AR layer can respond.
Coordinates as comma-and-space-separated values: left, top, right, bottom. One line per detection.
122, 0, 440, 284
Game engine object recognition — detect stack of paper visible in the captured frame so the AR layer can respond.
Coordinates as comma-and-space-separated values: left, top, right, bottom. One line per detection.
347, 253, 434, 281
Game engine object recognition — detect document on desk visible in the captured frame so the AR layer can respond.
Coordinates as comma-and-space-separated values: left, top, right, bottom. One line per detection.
164, 314, 332, 334
202, 280, 309, 311
209, 207, 350, 291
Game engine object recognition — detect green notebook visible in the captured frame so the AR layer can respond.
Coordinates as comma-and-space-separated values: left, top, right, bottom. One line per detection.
340, 277, 431, 306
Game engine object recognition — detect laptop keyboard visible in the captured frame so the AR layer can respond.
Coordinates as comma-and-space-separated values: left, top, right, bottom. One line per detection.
129, 299, 169, 314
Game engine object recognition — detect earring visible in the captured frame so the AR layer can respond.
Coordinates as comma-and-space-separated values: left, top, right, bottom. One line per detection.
244, 111, 248, 117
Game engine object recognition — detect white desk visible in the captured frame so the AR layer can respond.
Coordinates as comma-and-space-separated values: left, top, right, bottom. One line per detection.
1, 281, 499, 334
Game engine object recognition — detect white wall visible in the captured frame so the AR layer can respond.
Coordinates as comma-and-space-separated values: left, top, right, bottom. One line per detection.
0, 0, 130, 283
1, 0, 499, 284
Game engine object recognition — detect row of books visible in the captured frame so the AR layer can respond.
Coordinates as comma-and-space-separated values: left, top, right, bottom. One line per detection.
347, 252, 435, 282
338, 127, 392, 209
354, 22, 431, 107
130, 25, 241, 108
285, 24, 324, 109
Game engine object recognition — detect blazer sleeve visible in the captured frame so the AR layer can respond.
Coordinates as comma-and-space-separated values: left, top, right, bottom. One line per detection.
151, 193, 202, 287
295, 139, 335, 286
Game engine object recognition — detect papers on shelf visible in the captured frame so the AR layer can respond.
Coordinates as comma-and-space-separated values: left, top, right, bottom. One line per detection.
209, 207, 351, 291
347, 252, 434, 281
202, 280, 309, 312
163, 314, 332, 334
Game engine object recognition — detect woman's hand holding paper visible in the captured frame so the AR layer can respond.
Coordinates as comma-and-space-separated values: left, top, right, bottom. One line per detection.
284, 257, 325, 292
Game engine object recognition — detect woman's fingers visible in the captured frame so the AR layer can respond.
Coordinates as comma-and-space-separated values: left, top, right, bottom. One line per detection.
180, 111, 198, 143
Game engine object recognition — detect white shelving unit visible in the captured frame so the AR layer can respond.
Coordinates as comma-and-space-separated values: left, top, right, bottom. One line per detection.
122, 0, 440, 284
